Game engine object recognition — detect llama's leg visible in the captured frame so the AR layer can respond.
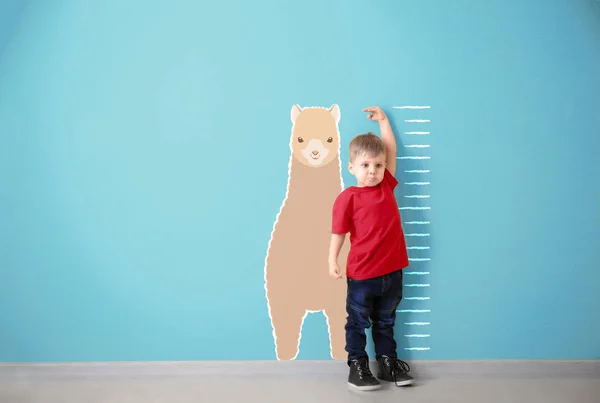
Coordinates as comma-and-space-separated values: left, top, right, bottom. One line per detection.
324, 281, 349, 361
324, 308, 347, 360
267, 288, 306, 360
323, 239, 350, 361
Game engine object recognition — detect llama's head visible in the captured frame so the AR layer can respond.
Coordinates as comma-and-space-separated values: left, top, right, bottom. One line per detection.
289, 104, 341, 168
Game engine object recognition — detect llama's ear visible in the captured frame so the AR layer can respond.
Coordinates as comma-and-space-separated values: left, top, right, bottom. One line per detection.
329, 104, 340, 124
291, 104, 302, 123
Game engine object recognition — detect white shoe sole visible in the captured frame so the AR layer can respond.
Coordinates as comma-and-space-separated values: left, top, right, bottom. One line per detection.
348, 382, 382, 391
379, 378, 414, 387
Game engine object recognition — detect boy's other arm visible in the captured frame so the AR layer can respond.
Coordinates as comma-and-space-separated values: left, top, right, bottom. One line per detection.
331, 192, 351, 279
328, 233, 346, 265
364, 106, 397, 176
328, 233, 346, 279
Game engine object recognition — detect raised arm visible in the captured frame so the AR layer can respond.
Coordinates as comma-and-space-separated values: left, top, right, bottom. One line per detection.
364, 106, 397, 176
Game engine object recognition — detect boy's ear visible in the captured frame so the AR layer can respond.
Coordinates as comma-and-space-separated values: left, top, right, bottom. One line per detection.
347, 161, 354, 174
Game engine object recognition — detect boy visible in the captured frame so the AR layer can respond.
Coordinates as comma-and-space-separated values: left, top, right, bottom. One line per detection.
328, 106, 413, 391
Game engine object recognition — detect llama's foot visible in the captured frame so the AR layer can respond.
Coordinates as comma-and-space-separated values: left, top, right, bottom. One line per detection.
324, 306, 347, 360
268, 300, 306, 360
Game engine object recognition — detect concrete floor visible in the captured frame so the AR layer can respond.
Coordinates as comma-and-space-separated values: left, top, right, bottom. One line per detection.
1, 376, 599, 403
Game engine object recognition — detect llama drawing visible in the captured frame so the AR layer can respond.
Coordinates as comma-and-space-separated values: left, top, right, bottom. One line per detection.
264, 104, 350, 360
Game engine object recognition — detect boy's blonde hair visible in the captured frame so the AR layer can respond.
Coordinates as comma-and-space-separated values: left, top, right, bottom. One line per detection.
349, 133, 385, 162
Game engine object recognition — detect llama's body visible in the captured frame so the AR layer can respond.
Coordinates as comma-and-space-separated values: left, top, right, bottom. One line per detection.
264, 104, 350, 360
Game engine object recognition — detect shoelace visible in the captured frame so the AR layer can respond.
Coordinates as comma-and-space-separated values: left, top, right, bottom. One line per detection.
355, 359, 375, 380
384, 357, 411, 386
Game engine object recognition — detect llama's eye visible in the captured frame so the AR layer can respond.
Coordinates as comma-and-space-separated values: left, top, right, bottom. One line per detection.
298, 137, 304, 143
327, 137, 333, 143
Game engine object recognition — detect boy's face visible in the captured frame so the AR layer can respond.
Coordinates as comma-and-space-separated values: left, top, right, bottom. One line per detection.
348, 152, 386, 187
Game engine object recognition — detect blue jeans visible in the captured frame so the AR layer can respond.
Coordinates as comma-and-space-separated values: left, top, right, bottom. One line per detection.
345, 269, 404, 363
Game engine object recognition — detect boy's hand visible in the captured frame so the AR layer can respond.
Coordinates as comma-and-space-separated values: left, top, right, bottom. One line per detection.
364, 106, 397, 175
329, 262, 342, 279
363, 106, 387, 122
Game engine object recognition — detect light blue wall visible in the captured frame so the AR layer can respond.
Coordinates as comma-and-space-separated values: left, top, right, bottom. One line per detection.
1, 0, 599, 362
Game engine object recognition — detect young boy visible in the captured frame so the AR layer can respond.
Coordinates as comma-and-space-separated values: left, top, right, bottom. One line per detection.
328, 106, 413, 391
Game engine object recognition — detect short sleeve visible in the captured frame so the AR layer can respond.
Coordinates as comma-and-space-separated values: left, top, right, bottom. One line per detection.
332, 191, 352, 234
383, 168, 399, 190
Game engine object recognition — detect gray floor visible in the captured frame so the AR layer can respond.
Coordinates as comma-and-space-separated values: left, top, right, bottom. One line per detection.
1, 361, 599, 403
1, 376, 600, 403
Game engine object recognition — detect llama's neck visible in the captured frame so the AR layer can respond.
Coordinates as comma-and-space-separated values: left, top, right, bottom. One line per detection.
286, 157, 344, 199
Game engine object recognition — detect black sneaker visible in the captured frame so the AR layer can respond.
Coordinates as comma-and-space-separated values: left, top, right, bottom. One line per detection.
348, 357, 382, 391
376, 355, 414, 386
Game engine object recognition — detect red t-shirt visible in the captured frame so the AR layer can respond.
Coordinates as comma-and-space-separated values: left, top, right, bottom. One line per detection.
332, 169, 409, 280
